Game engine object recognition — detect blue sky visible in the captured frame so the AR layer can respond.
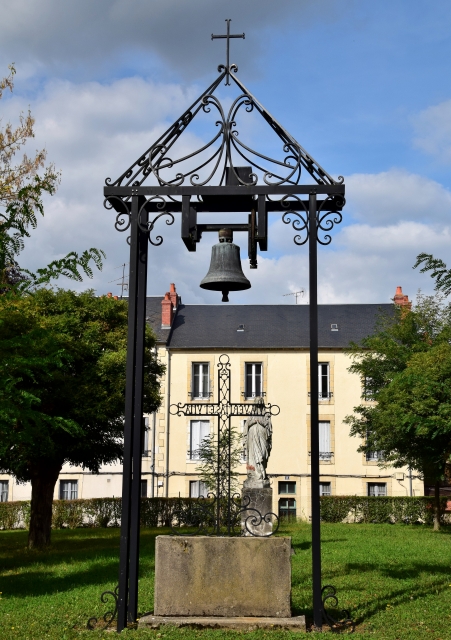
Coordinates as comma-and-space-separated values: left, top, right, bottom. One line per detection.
2, 0, 451, 304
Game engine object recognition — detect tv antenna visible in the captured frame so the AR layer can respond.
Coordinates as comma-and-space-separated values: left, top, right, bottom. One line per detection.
283, 289, 305, 304
108, 263, 129, 298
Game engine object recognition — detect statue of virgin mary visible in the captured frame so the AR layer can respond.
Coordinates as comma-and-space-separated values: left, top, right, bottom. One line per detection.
243, 399, 272, 488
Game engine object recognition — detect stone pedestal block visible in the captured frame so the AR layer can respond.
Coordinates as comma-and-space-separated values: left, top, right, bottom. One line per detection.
154, 536, 292, 618
241, 487, 274, 536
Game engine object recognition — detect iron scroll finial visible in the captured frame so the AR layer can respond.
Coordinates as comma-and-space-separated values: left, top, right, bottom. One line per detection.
212, 19, 245, 86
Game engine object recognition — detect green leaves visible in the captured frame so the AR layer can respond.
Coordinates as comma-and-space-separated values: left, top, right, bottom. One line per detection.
0, 289, 165, 481
345, 294, 451, 484
414, 253, 451, 297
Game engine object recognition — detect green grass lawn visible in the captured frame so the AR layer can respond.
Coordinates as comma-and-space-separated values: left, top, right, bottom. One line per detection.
1, 523, 451, 639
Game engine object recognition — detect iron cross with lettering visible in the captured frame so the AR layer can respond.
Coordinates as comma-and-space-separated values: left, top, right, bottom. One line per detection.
212, 19, 245, 85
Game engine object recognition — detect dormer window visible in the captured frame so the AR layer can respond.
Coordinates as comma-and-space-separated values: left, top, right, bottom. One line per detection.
331, 324, 338, 331
237, 324, 245, 332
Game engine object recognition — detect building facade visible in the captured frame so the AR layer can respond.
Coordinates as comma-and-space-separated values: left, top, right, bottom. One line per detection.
0, 284, 423, 518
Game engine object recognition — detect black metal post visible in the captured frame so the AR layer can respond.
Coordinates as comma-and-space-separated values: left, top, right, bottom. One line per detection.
128, 202, 149, 623
308, 190, 322, 630
117, 195, 140, 632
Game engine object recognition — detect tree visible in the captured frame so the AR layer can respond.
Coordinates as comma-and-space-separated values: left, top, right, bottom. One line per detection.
196, 425, 243, 497
414, 253, 451, 297
0, 65, 103, 291
345, 294, 451, 530
0, 289, 165, 548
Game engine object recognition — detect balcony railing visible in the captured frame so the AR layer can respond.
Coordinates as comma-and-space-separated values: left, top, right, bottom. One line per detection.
308, 392, 334, 400
308, 451, 334, 461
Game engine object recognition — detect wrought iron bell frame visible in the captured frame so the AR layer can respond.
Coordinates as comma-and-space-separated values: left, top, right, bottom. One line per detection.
95, 19, 351, 635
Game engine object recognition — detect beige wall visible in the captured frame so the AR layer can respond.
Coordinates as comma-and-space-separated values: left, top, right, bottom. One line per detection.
1, 346, 423, 513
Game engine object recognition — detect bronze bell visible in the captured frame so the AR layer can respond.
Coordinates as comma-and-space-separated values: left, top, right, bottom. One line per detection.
200, 228, 251, 302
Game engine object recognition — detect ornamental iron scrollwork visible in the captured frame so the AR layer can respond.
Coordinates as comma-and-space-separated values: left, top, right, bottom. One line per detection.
281, 195, 309, 245
169, 354, 280, 537
104, 196, 131, 234
281, 194, 345, 246
87, 585, 119, 631
105, 70, 341, 190
317, 195, 345, 246
137, 198, 175, 246
321, 585, 355, 633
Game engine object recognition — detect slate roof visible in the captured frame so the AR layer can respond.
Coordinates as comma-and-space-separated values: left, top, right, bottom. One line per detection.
162, 303, 393, 350
145, 296, 172, 343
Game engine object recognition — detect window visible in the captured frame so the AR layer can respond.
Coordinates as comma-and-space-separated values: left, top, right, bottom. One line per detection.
367, 483, 387, 497
60, 480, 78, 500
245, 363, 262, 398
141, 479, 148, 497
318, 363, 331, 400
189, 420, 210, 460
189, 480, 208, 498
319, 421, 332, 461
319, 482, 331, 496
278, 481, 296, 494
0, 480, 8, 502
363, 376, 375, 401
365, 429, 384, 461
192, 363, 210, 399
366, 450, 384, 462
279, 498, 296, 519
142, 416, 150, 457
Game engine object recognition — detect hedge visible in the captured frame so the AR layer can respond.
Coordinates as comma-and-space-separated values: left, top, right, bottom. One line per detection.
320, 495, 450, 525
0, 497, 200, 530
1, 495, 449, 530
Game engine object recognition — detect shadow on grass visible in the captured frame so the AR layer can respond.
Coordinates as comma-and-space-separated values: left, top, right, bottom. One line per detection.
0, 528, 160, 599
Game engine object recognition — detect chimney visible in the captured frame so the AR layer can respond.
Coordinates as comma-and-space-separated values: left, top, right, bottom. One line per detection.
161, 292, 173, 328
393, 286, 411, 308
169, 282, 179, 309
107, 292, 112, 298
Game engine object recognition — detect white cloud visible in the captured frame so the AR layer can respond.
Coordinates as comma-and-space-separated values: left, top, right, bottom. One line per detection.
412, 99, 451, 164
344, 169, 451, 225
0, 0, 341, 81
6, 75, 448, 307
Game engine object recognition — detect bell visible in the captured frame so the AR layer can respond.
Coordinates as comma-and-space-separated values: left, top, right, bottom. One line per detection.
200, 229, 251, 302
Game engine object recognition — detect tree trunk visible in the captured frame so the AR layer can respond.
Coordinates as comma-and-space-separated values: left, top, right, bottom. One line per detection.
28, 463, 61, 549
433, 480, 441, 532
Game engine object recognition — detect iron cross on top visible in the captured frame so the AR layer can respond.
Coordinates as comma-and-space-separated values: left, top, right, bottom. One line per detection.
212, 19, 245, 85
